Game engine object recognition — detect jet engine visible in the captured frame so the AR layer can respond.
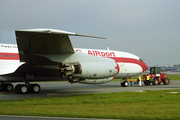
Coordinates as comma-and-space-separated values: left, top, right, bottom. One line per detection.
60, 60, 119, 81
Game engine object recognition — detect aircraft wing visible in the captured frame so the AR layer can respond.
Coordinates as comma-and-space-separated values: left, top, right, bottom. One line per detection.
15, 28, 105, 63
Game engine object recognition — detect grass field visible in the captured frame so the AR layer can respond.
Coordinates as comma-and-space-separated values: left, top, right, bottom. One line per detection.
0, 90, 180, 120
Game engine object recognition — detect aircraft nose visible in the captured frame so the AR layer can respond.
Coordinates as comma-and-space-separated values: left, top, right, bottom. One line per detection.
141, 62, 148, 72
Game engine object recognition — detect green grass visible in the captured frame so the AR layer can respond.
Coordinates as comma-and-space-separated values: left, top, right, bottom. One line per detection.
1, 90, 180, 120
166, 75, 180, 80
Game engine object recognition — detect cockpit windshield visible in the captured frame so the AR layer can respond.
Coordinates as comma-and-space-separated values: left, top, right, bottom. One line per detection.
139, 58, 143, 62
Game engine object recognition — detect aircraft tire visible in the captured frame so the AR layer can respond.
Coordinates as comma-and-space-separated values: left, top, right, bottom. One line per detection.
121, 82, 124, 87
5, 84, 14, 91
19, 84, 28, 94
124, 81, 129, 87
0, 85, 2, 92
14, 84, 21, 94
1, 84, 14, 91
121, 81, 129, 87
15, 84, 28, 94
29, 84, 41, 93
15, 84, 22, 94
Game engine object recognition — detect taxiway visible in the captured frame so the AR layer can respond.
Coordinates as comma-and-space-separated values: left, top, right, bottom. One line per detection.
0, 81, 180, 100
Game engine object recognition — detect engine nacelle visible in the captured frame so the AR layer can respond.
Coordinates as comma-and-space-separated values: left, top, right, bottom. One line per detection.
72, 60, 119, 79
77, 77, 114, 84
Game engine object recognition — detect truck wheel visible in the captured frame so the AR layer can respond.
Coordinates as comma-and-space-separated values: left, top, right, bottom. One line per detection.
153, 78, 159, 85
163, 78, 169, 85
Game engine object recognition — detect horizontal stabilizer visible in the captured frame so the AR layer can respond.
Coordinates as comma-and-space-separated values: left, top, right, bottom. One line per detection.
16, 28, 106, 39
15, 28, 105, 63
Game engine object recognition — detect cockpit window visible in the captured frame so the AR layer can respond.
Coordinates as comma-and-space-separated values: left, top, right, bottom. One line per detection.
139, 59, 143, 62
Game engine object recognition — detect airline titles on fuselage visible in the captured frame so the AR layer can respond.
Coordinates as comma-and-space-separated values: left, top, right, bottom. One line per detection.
76, 49, 116, 57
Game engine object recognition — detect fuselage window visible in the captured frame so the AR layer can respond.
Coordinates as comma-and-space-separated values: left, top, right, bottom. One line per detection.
1, 54, 3, 57
6, 55, 8, 58
10, 55, 12, 58
15, 55, 17, 58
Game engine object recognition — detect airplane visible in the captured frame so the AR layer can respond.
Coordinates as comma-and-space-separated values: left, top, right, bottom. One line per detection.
171, 68, 179, 72
0, 29, 148, 94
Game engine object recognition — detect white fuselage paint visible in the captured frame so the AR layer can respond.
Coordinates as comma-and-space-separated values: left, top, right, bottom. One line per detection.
74, 48, 147, 78
0, 44, 147, 79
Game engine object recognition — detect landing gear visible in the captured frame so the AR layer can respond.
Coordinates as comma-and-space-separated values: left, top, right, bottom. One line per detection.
29, 84, 41, 93
0, 83, 14, 92
0, 82, 41, 94
121, 79, 129, 87
0, 84, 2, 92
15, 84, 28, 94
15, 83, 41, 94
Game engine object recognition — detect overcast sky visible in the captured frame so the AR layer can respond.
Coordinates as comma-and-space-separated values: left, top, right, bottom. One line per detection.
0, 0, 180, 66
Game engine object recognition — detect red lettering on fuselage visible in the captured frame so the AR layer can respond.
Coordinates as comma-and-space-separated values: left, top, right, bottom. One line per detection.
88, 50, 116, 57
76, 49, 82, 52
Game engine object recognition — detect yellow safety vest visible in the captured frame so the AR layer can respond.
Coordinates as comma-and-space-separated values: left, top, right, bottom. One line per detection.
146, 76, 150, 80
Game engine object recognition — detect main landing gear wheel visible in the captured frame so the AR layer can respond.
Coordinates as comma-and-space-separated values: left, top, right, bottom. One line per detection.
0, 85, 2, 92
5, 84, 14, 91
15, 84, 41, 94
29, 84, 41, 93
15, 84, 28, 94
1, 84, 14, 91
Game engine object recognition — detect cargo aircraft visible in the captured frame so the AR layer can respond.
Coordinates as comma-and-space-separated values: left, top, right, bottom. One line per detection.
0, 29, 148, 94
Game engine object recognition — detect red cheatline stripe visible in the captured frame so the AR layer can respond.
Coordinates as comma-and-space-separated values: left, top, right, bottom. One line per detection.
0, 52, 147, 71
115, 63, 120, 74
109, 57, 147, 72
0, 52, 19, 60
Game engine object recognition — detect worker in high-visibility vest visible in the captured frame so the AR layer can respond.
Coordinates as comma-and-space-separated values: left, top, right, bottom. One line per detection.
138, 75, 142, 87
146, 75, 150, 86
